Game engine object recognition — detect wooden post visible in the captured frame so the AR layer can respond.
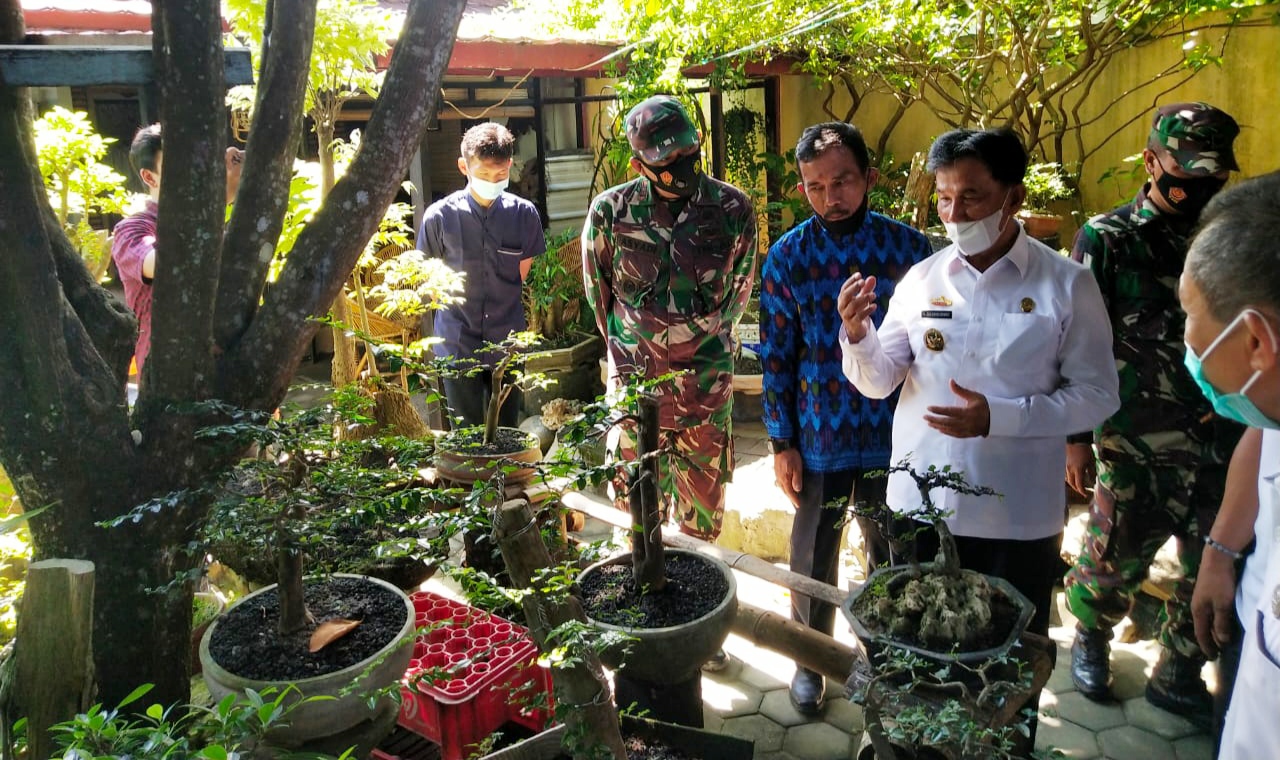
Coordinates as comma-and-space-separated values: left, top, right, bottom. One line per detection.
13, 559, 95, 760
493, 499, 626, 760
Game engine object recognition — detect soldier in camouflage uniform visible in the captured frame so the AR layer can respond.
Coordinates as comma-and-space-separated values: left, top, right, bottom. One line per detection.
581, 95, 757, 546
1064, 102, 1243, 723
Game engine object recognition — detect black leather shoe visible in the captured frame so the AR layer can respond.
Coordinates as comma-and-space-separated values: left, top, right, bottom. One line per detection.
1070, 625, 1113, 701
789, 668, 826, 716
1145, 648, 1212, 729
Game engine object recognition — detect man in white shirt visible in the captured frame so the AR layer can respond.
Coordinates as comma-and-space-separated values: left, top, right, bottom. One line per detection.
1179, 170, 1280, 760
837, 127, 1120, 636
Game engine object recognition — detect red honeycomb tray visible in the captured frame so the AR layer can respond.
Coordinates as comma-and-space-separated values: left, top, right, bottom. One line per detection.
398, 591, 554, 760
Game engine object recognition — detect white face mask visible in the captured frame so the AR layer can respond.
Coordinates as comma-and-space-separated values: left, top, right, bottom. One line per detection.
943, 191, 1012, 256
469, 175, 508, 201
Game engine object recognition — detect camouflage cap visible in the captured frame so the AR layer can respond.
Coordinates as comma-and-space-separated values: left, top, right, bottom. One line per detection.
1149, 102, 1240, 175
625, 95, 699, 163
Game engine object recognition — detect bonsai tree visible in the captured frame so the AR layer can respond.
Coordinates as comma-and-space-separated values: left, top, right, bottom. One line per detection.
853, 459, 1005, 652
435, 331, 551, 450
195, 398, 439, 636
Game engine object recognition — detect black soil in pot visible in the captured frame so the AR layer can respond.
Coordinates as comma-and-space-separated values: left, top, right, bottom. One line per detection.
208, 576, 406, 681
579, 553, 729, 628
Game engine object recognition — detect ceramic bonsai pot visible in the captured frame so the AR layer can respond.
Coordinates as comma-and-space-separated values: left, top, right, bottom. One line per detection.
199, 573, 416, 746
434, 427, 542, 486
579, 549, 737, 684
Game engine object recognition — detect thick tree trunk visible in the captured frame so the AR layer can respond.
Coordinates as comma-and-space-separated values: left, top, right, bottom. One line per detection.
0, 0, 468, 709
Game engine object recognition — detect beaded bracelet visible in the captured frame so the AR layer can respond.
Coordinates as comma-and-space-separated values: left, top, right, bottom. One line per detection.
1204, 535, 1245, 560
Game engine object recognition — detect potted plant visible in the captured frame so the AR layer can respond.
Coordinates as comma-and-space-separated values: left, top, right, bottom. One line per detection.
1017, 162, 1075, 241
522, 231, 604, 416
571, 389, 738, 703
195, 404, 423, 749
433, 332, 547, 487
841, 460, 1046, 760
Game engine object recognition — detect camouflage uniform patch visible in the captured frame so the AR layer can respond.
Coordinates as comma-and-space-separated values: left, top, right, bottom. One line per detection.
583, 170, 757, 541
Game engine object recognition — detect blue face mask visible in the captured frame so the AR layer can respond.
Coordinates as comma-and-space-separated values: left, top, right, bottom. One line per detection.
1184, 308, 1280, 429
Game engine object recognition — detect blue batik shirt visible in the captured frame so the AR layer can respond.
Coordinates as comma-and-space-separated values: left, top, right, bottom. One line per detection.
418, 189, 545, 362
761, 212, 932, 473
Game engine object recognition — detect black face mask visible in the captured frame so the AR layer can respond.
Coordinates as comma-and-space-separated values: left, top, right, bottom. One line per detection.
639, 150, 702, 198
1154, 172, 1226, 217
816, 193, 869, 237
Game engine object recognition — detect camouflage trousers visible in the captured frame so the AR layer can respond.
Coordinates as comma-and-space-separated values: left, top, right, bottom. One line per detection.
608, 421, 733, 542
1064, 459, 1226, 657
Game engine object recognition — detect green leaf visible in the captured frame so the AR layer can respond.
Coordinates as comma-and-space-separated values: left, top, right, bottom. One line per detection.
117, 683, 154, 709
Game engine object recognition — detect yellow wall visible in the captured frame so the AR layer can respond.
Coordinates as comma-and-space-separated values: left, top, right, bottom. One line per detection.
777, 7, 1280, 223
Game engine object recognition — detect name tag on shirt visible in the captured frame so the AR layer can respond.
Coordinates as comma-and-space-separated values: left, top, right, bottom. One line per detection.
921, 310, 953, 319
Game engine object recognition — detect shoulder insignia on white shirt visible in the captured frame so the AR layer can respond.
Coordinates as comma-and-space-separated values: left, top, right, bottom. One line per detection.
930, 295, 953, 307
1020, 297, 1036, 313
924, 328, 945, 352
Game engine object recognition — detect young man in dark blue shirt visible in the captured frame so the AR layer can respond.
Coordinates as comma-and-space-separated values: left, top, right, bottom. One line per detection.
418, 122, 546, 427
760, 122, 932, 715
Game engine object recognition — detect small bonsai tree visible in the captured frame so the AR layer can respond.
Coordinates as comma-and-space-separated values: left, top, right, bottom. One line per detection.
199, 397, 440, 636
854, 459, 1002, 651
435, 331, 552, 449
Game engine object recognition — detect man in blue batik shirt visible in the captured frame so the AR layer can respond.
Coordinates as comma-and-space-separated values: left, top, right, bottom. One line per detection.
761, 122, 932, 716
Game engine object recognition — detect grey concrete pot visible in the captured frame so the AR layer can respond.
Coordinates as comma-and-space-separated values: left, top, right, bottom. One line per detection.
580, 549, 737, 684
198, 574, 416, 746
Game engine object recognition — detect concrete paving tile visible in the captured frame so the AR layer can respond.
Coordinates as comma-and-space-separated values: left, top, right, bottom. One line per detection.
759, 687, 814, 728
781, 721, 855, 760
754, 752, 801, 760
738, 662, 789, 693
703, 708, 725, 733
1097, 725, 1174, 760
821, 696, 864, 735
1123, 696, 1202, 740
738, 436, 771, 456
1053, 691, 1128, 731
1173, 733, 1214, 760
1111, 647, 1155, 701
1034, 716, 1100, 759
721, 714, 786, 753
702, 676, 765, 718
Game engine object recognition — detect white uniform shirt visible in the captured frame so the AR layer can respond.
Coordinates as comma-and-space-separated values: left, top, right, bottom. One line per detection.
840, 230, 1120, 540
1220, 430, 1280, 760
1238, 429, 1280, 633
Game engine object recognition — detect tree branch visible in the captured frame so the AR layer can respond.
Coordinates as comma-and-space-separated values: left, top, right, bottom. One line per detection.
226, 0, 468, 410
144, 0, 228, 406
214, 0, 318, 350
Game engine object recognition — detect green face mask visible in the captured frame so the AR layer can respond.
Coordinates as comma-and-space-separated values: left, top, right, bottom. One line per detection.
1183, 308, 1280, 429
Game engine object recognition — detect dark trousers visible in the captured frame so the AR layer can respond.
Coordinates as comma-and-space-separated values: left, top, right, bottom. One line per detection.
896, 521, 1064, 637
442, 372, 522, 430
790, 469, 889, 639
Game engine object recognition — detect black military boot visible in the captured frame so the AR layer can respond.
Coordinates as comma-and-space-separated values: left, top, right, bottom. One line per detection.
1070, 625, 1113, 701
1145, 648, 1213, 728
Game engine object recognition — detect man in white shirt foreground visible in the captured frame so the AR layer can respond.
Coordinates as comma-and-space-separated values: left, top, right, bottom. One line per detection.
837, 127, 1120, 637
1178, 170, 1280, 760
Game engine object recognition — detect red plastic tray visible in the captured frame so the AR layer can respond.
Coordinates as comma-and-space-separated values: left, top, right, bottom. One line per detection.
398, 592, 554, 760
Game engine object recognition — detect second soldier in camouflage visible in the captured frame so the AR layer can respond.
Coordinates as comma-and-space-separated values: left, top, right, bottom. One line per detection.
1064, 102, 1244, 727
